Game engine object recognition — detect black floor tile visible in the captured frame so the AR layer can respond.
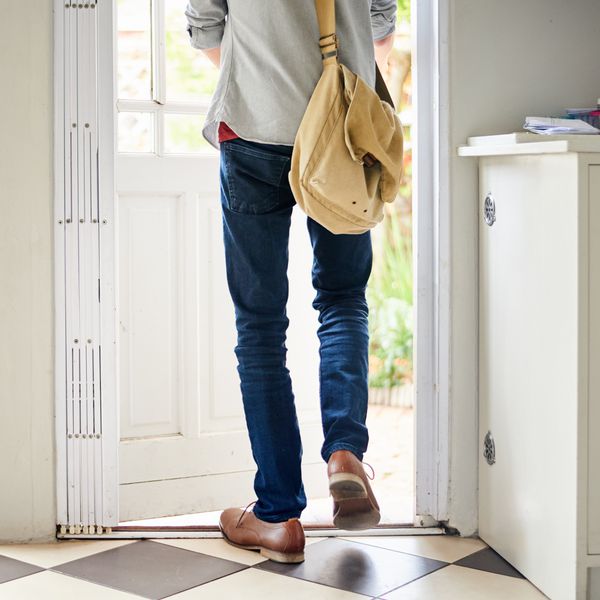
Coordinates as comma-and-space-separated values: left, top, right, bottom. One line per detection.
453, 547, 525, 579
254, 537, 448, 597
51, 539, 248, 599
0, 554, 44, 584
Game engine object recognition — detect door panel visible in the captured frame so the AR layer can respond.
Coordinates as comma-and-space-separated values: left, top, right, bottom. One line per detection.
117, 155, 325, 520
119, 194, 181, 439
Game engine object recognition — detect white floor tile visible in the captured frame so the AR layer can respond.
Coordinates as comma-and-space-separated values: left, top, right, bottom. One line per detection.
0, 540, 137, 568
380, 565, 548, 599
0, 570, 140, 599
168, 568, 366, 599
341, 534, 487, 563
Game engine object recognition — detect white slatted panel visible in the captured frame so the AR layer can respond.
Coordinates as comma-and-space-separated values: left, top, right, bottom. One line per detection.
55, 0, 118, 534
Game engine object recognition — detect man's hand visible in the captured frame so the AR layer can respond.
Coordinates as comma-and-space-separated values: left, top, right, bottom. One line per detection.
203, 46, 221, 69
374, 32, 394, 76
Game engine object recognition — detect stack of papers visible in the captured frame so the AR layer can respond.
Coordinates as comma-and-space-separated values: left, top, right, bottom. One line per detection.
524, 116, 600, 135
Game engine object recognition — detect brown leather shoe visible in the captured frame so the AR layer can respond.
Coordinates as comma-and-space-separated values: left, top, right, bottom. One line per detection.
327, 449, 381, 530
219, 503, 305, 563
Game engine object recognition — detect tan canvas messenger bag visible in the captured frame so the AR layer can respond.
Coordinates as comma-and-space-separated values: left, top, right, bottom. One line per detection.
288, 0, 404, 235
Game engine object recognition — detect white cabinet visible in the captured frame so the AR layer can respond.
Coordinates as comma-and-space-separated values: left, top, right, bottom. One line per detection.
459, 135, 600, 600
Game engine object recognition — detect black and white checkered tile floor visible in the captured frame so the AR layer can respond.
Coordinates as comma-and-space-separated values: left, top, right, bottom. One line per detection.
0, 534, 548, 598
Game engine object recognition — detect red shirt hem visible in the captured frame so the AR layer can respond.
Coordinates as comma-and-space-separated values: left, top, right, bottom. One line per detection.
218, 121, 240, 142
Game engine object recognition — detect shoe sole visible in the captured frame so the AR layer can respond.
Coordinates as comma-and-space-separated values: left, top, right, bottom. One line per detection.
218, 524, 305, 563
329, 472, 381, 531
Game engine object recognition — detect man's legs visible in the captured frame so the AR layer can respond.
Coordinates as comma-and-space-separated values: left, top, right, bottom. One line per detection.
306, 218, 373, 465
219, 135, 373, 523
219, 137, 306, 523
306, 219, 379, 530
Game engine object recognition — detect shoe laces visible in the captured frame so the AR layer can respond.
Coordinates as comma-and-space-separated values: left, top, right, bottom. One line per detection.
235, 499, 257, 529
362, 460, 375, 480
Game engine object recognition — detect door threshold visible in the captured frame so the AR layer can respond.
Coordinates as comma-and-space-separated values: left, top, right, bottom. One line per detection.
57, 523, 445, 540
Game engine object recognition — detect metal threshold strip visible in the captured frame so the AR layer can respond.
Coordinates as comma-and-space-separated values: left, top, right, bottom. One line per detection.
57, 523, 445, 539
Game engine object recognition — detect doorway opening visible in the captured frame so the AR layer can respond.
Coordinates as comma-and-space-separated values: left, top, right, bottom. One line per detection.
114, 0, 415, 532
54, 0, 450, 539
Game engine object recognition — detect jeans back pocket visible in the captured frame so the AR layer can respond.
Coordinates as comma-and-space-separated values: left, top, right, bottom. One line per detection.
221, 139, 292, 215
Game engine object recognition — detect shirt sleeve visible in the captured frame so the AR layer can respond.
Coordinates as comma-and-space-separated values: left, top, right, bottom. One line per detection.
370, 0, 397, 41
184, 0, 228, 49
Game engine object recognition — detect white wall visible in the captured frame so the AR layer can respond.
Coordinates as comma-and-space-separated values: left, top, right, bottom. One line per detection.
0, 3, 56, 542
446, 0, 600, 535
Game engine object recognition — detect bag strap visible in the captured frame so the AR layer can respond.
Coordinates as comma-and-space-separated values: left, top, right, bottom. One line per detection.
375, 62, 395, 109
314, 0, 396, 109
315, 0, 338, 65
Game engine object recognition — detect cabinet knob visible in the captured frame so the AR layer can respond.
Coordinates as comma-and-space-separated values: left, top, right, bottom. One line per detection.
484, 193, 496, 226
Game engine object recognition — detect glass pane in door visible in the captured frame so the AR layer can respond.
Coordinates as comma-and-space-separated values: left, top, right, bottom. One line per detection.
118, 112, 154, 153
164, 113, 214, 154
117, 0, 152, 100
165, 0, 219, 103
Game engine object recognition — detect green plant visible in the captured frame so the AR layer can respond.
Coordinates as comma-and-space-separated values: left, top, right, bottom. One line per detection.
367, 208, 413, 388
397, 0, 411, 22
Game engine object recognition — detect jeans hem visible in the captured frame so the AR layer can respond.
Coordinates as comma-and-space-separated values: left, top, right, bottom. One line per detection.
252, 507, 304, 523
322, 443, 364, 464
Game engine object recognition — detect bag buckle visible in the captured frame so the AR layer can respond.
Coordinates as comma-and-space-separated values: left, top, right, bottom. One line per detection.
362, 153, 378, 168
319, 32, 338, 60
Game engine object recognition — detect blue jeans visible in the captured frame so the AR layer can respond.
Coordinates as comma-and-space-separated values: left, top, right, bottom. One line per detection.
219, 136, 373, 523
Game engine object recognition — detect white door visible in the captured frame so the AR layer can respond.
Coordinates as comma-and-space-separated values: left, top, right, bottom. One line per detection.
116, 0, 325, 521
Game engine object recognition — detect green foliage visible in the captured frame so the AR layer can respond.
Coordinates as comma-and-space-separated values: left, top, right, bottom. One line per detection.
165, 30, 218, 100
397, 0, 411, 22
367, 208, 413, 388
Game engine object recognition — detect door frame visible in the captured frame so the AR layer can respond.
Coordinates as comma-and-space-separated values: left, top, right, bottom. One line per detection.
412, 0, 451, 524
54, 0, 455, 533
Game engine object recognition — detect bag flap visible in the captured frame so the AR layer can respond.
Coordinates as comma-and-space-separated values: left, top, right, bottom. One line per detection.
340, 64, 404, 202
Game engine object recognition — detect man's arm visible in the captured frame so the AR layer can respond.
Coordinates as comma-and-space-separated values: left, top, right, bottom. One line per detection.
370, 0, 397, 73
185, 0, 227, 67
201, 47, 221, 69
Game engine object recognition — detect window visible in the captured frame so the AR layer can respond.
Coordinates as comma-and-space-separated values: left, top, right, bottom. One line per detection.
117, 0, 218, 155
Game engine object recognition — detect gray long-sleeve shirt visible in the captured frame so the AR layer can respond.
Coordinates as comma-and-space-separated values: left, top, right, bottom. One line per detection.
184, 0, 397, 150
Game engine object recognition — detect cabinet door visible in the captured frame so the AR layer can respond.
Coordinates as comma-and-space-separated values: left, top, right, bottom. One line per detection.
588, 164, 600, 554
479, 154, 579, 600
